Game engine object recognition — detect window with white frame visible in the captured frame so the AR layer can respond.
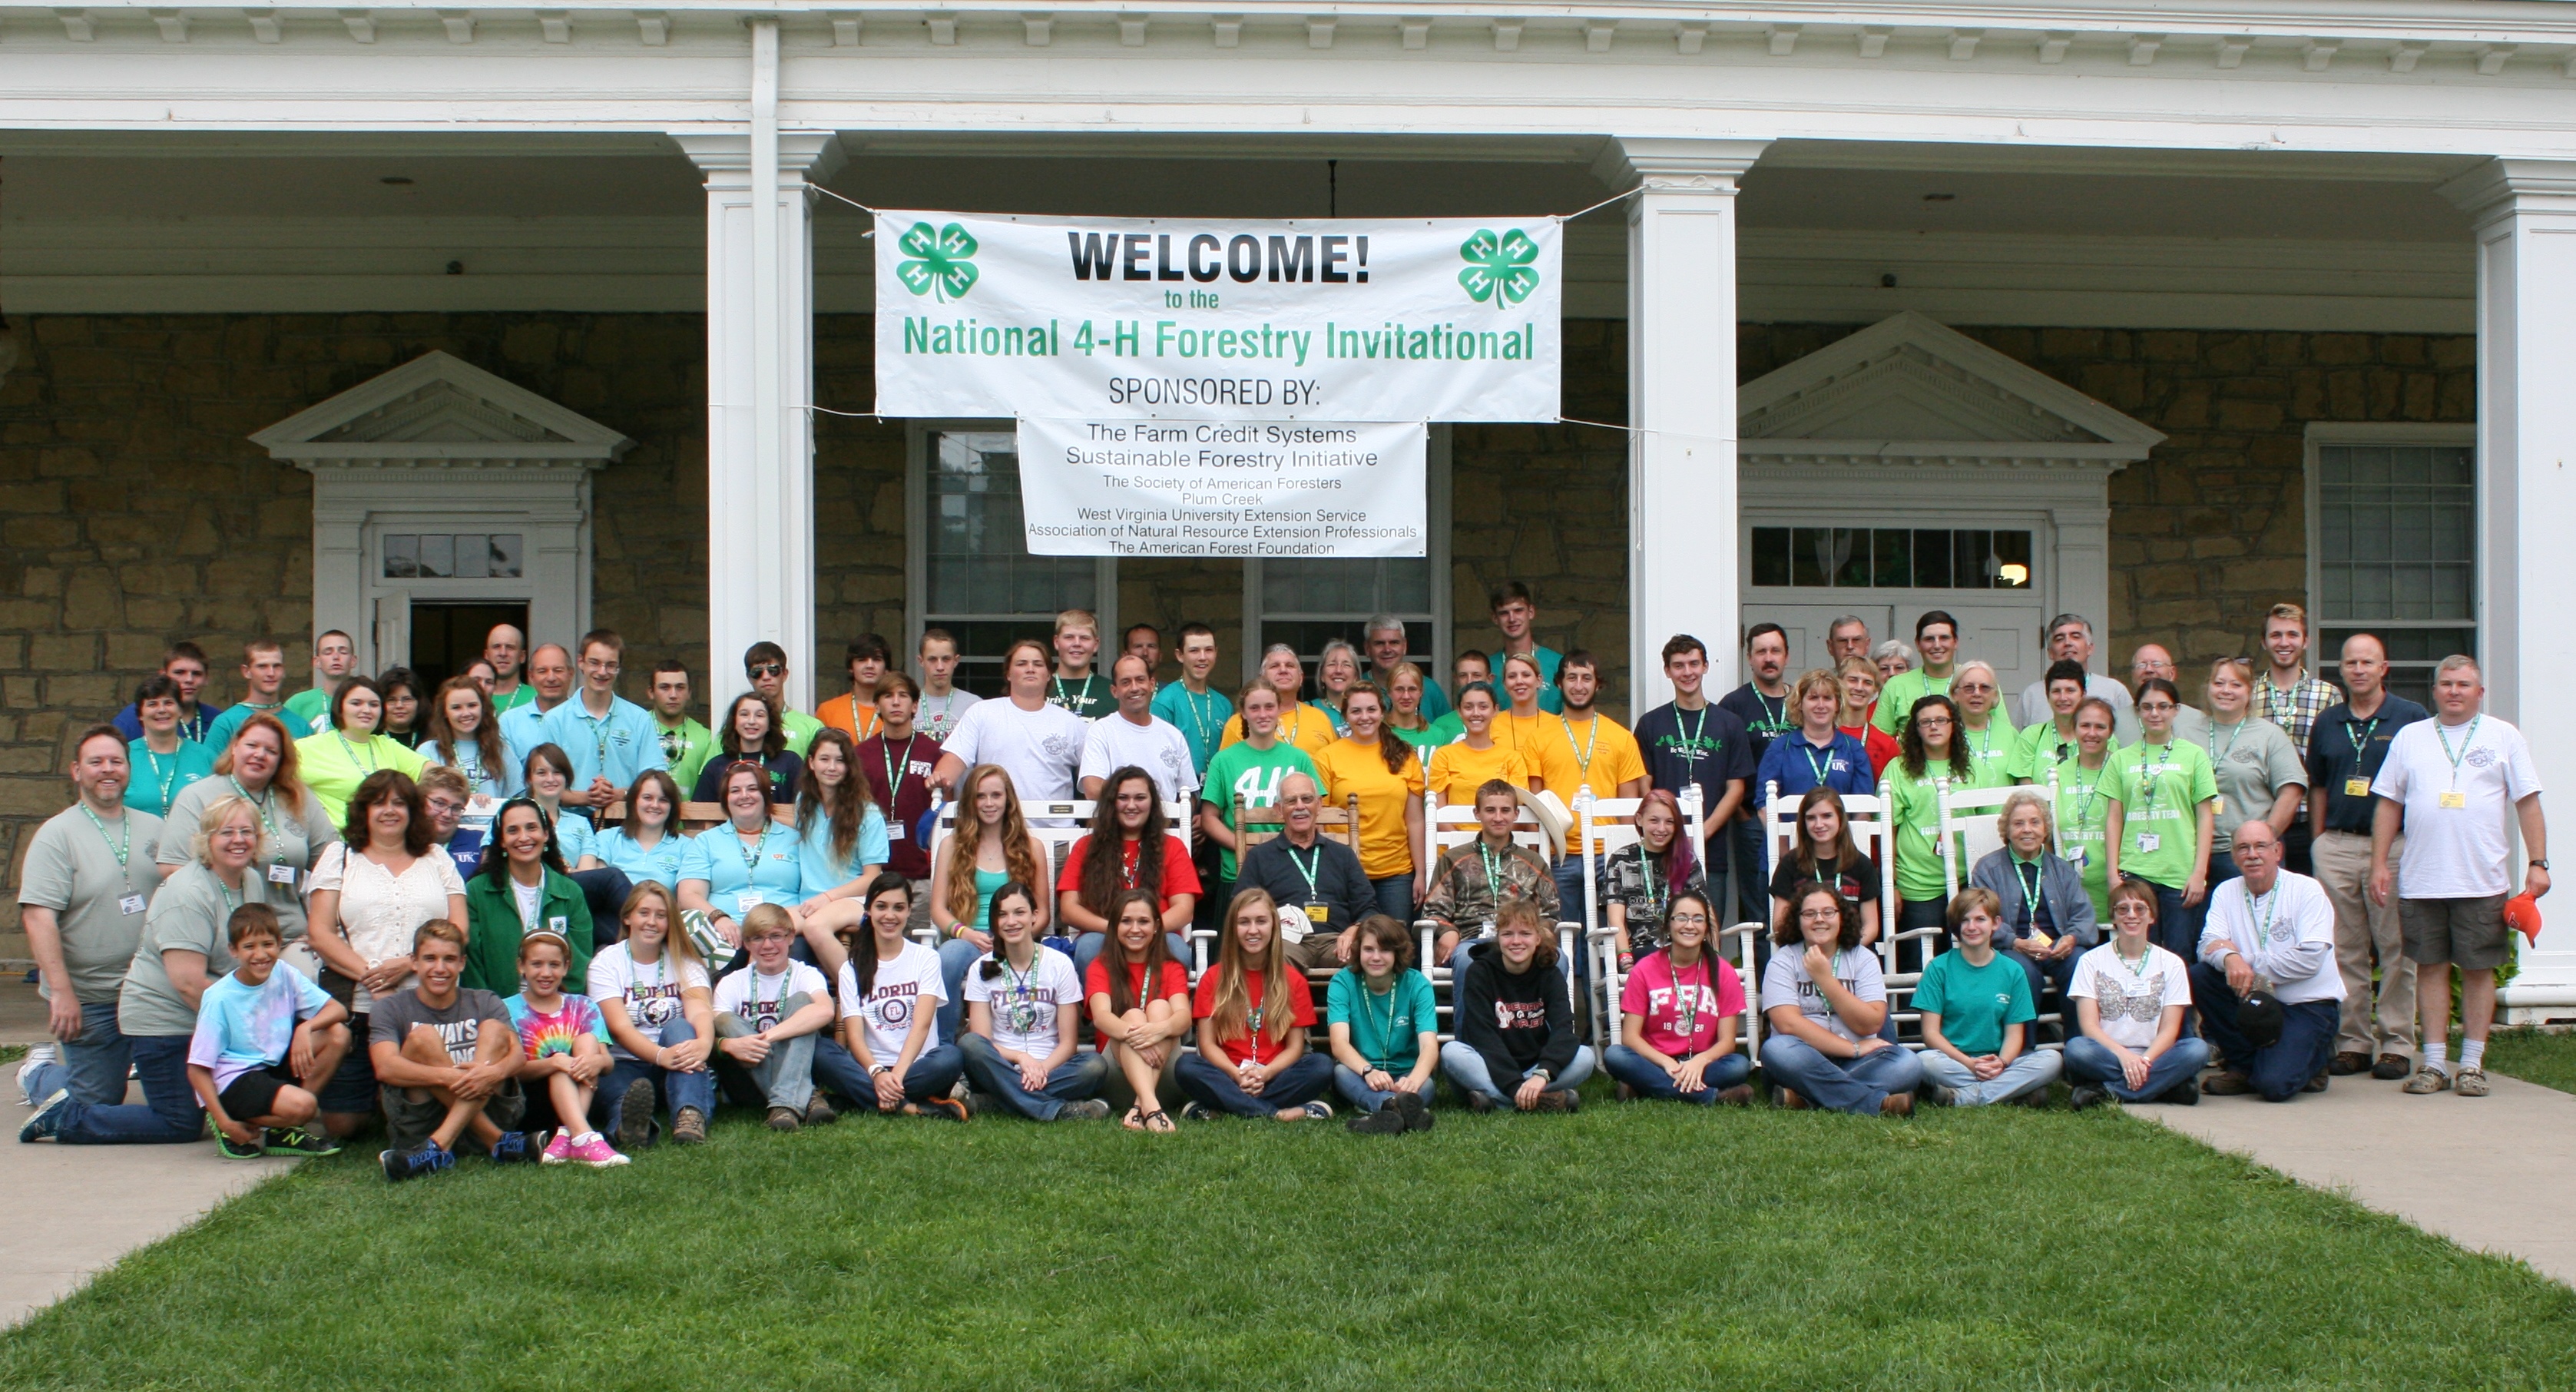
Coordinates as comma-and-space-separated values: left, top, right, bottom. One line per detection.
1251, 558, 1437, 683
2310, 430, 2475, 708
916, 428, 1111, 697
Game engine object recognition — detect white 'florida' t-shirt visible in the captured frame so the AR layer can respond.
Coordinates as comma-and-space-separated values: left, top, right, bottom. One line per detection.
962, 944, 1083, 1056
588, 942, 712, 1059
2067, 941, 2192, 1051
2372, 713, 2544, 898
713, 959, 829, 1033
836, 940, 947, 1059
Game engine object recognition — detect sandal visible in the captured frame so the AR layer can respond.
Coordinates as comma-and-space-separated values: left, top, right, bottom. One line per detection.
1140, 1109, 1177, 1133
1121, 1106, 1145, 1132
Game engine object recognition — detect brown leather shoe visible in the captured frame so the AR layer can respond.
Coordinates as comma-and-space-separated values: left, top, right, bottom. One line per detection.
2372, 1053, 2412, 1081
2303, 1072, 2329, 1093
1879, 1091, 1914, 1117
2202, 1071, 2255, 1095
2329, 1051, 2372, 1075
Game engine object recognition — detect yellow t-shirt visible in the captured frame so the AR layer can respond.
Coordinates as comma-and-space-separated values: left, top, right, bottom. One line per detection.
1426, 740, 1532, 810
1313, 737, 1430, 880
1219, 702, 1338, 757
1548, 713, 1651, 853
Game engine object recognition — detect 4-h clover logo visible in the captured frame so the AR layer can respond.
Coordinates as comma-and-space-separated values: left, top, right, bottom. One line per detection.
1458, 227, 1541, 307
895, 220, 978, 302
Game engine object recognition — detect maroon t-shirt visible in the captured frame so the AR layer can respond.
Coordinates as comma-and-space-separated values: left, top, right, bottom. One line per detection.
857, 730, 943, 879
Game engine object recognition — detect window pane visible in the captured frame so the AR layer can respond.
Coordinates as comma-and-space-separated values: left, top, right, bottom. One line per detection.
489, 534, 524, 578
1832, 529, 1870, 588
1992, 529, 2034, 588
383, 535, 418, 578
453, 534, 489, 578
419, 535, 454, 578
2318, 442, 2474, 631
1870, 529, 1910, 588
1790, 528, 1829, 588
1913, 531, 1953, 588
1751, 528, 1790, 587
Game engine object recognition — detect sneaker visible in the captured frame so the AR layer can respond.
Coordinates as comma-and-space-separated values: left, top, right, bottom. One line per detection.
964, 1089, 994, 1118
2303, 1072, 2329, 1093
916, 1095, 969, 1123
2329, 1050, 2372, 1076
570, 1133, 631, 1168
617, 1078, 658, 1152
670, 1107, 707, 1145
1464, 1089, 1495, 1115
1774, 1087, 1807, 1110
1879, 1091, 1914, 1117
2160, 1079, 2200, 1106
217, 1130, 267, 1160
1529, 1090, 1575, 1114
1920, 1082, 1957, 1107
1180, 1102, 1217, 1122
2068, 1085, 2107, 1112
1615, 1082, 1635, 1102
16, 1043, 57, 1105
2202, 1071, 2255, 1096
1346, 1105, 1408, 1135
2372, 1053, 2413, 1082
488, 1130, 531, 1165
263, 1126, 342, 1157
2402, 1066, 2452, 1095
18, 1089, 69, 1143
1716, 1085, 1754, 1107
1295, 1101, 1334, 1121
380, 1140, 452, 1182
1390, 1089, 1433, 1131
765, 1106, 802, 1132
804, 1093, 838, 1126
541, 1129, 577, 1164
2455, 1066, 2492, 1098
1055, 1099, 1112, 1122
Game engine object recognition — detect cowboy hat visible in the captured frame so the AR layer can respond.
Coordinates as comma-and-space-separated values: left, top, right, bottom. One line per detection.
1518, 788, 1572, 861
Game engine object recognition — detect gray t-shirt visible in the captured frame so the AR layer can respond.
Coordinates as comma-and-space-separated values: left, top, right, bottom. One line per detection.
156, 777, 339, 943
18, 804, 164, 1004
2203, 717, 2307, 853
369, 986, 510, 1063
118, 861, 267, 1038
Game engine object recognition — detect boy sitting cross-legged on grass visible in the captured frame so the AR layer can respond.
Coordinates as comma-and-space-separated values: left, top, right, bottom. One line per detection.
715, 903, 842, 1132
185, 904, 353, 1160
505, 930, 629, 1168
372, 918, 531, 1181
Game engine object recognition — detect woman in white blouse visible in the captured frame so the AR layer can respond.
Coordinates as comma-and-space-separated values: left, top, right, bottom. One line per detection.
304, 767, 469, 1136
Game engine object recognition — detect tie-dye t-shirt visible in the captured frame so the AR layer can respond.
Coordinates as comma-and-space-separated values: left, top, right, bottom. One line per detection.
503, 992, 612, 1062
187, 964, 335, 1092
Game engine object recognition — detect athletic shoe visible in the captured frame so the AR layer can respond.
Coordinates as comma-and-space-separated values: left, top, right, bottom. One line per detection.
1773, 1088, 1807, 1110
2372, 1053, 2413, 1082
1297, 1101, 1334, 1121
1054, 1099, 1112, 1122
1180, 1102, 1217, 1122
670, 1106, 707, 1145
570, 1133, 631, 1168
2160, 1079, 2200, 1106
2401, 1066, 2452, 1095
1390, 1089, 1432, 1131
1715, 1085, 1754, 1107
1464, 1090, 1495, 1115
541, 1129, 577, 1164
916, 1095, 969, 1123
964, 1089, 994, 1118
380, 1140, 452, 1182
765, 1106, 802, 1132
1615, 1083, 1635, 1102
488, 1130, 532, 1165
616, 1078, 657, 1152
2068, 1085, 2107, 1112
1346, 1106, 1407, 1135
2455, 1066, 2492, 1098
1919, 1082, 1957, 1107
2329, 1050, 2372, 1076
2202, 1071, 2256, 1096
1530, 1090, 1577, 1114
263, 1127, 342, 1157
17, 1089, 68, 1143
804, 1093, 838, 1126
1879, 1091, 1914, 1117
217, 1131, 267, 1160
2302, 1072, 2329, 1093
16, 1043, 57, 1105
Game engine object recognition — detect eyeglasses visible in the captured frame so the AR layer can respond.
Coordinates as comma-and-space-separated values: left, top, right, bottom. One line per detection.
1798, 907, 1839, 923
749, 663, 784, 678
1668, 911, 1710, 925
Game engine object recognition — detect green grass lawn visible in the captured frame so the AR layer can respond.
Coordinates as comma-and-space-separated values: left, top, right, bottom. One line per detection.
5, 1096, 2574, 1390
2483, 1028, 2576, 1095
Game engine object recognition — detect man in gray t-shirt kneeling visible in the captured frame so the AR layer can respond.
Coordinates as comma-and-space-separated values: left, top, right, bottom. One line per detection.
368, 920, 527, 1179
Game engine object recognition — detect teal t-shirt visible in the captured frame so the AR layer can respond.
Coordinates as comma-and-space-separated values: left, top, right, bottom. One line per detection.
1913, 948, 2035, 1056
1327, 967, 1438, 1072
1198, 740, 1319, 880
2104, 740, 2220, 889
1151, 681, 1233, 777
126, 739, 214, 819
204, 701, 313, 754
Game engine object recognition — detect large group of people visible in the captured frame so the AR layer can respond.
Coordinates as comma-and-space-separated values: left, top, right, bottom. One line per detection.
15, 591, 2549, 1172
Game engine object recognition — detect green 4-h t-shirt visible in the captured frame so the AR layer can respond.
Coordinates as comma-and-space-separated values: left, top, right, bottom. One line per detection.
2104, 739, 2220, 890
1199, 741, 1319, 880
1913, 948, 2035, 1056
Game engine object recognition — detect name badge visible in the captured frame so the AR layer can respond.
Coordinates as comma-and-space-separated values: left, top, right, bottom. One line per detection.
2345, 778, 2372, 798
118, 893, 147, 916
267, 863, 300, 886
2135, 832, 2161, 853
2439, 791, 2468, 810
548, 916, 568, 933
2064, 847, 2088, 866
737, 890, 766, 910
888, 824, 906, 841
1305, 903, 1330, 925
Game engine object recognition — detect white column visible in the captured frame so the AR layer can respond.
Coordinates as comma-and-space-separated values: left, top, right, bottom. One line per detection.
2443, 158, 2576, 1007
1594, 138, 1770, 719
674, 63, 842, 711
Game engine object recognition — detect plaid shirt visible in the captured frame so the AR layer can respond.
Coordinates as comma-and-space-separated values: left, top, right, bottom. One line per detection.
2255, 671, 2343, 759
1423, 838, 1560, 933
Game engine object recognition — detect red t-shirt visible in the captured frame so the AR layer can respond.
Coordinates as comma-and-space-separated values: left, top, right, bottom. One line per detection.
1055, 834, 1201, 910
1190, 967, 1316, 1067
1083, 956, 1190, 1007
1839, 723, 1902, 779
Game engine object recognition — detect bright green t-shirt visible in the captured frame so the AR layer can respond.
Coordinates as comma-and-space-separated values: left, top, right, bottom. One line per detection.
1879, 758, 1960, 903
1326, 967, 1438, 1072
1913, 948, 2035, 1056
2104, 739, 2220, 890
2055, 759, 2117, 918
655, 716, 719, 797
1422, 711, 1466, 746
1389, 724, 1448, 753
2008, 719, 2093, 784
492, 684, 538, 713
780, 709, 824, 759
283, 688, 332, 727
1199, 740, 1320, 880
1957, 712, 2019, 787
1872, 668, 1955, 739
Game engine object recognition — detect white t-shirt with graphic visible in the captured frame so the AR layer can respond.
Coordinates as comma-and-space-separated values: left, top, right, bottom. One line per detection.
836, 939, 947, 1060
2067, 941, 2193, 1051
713, 959, 829, 1033
2372, 713, 2545, 899
1758, 944, 1886, 1045
588, 942, 712, 1059
1078, 714, 1200, 807
940, 698, 1089, 804
961, 944, 1083, 1056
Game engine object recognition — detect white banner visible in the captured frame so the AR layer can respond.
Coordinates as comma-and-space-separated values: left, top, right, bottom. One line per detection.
1015, 417, 1428, 558
876, 212, 1559, 422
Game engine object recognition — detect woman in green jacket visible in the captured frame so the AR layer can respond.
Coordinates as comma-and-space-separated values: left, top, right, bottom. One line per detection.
462, 796, 595, 997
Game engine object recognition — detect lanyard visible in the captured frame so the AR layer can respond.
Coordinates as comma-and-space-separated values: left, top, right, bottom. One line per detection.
2135, 743, 2177, 817
879, 733, 918, 805
1051, 674, 1099, 711
1749, 690, 1786, 734
1798, 735, 1834, 787
1178, 686, 1220, 751
2345, 714, 2383, 768
1677, 703, 1710, 769
737, 826, 767, 876
1965, 723, 1998, 761
1632, 845, 1667, 919
143, 746, 184, 810
1363, 979, 1399, 1057
178, 707, 210, 743
2435, 716, 2481, 787
2207, 719, 2245, 768
999, 954, 1042, 1032
333, 731, 378, 776
230, 777, 285, 860
80, 804, 131, 868
2120, 943, 2153, 979
2250, 885, 2280, 946
752, 966, 788, 1020
2260, 674, 2304, 730
578, 709, 611, 772
216, 873, 243, 916
1280, 704, 1306, 746
1561, 714, 1601, 781
1478, 839, 1510, 902
639, 949, 665, 996
1285, 841, 1323, 903
1673, 953, 1706, 1042
2013, 857, 2045, 926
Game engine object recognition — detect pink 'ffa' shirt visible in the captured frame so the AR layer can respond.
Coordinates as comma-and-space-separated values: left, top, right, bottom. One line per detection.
1619, 950, 1746, 1058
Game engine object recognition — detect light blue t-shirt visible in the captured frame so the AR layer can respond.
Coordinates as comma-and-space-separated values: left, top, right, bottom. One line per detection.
1151, 682, 1233, 777
186, 963, 333, 1092
589, 825, 688, 890
419, 740, 515, 798
678, 822, 804, 919
796, 807, 891, 903
126, 739, 214, 819
545, 806, 594, 866
204, 701, 313, 754
541, 694, 669, 790
499, 701, 561, 774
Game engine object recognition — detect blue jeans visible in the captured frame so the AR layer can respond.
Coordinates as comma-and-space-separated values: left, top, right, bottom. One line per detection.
1439, 1040, 1597, 1105
2190, 963, 2339, 1102
857, 1042, 965, 1112
58, 999, 134, 1105
602, 1014, 718, 1139
2064, 1034, 2213, 1103
1730, 820, 1766, 927
1069, 931, 1194, 991
713, 999, 820, 1112
2006, 947, 2082, 1042
1368, 875, 1415, 923
2185, 855, 2243, 950
935, 937, 983, 1044
1332, 1062, 1433, 1114
27, 1034, 203, 1145
957, 1033, 1108, 1119
1757, 1034, 1924, 1115
1174, 1050, 1333, 1116
568, 867, 634, 951
2135, 879, 2193, 962
1602, 1042, 1750, 1104
1920, 1047, 2064, 1106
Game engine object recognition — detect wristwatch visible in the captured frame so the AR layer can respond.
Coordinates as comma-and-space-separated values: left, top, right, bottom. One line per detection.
2533, 860, 2551, 870
869, 1063, 893, 1075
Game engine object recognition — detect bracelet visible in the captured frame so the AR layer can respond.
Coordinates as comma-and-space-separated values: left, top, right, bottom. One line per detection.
652, 1045, 667, 1066
870, 1063, 892, 1075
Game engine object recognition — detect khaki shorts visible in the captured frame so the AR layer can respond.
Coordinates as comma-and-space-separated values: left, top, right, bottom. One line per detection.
2399, 894, 2510, 971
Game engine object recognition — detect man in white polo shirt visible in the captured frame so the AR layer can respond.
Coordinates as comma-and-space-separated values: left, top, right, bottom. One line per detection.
2194, 820, 2343, 1102
2370, 655, 2548, 1099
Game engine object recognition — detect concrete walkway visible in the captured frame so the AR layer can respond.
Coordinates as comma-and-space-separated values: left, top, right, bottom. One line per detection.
2151, 1069, 2576, 1285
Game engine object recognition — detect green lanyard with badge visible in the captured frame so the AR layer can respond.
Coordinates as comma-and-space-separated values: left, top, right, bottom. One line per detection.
2132, 744, 2178, 854
1286, 843, 1329, 933
2435, 716, 2480, 810
230, 777, 303, 889
80, 804, 148, 916
879, 733, 918, 842
2340, 715, 2383, 798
